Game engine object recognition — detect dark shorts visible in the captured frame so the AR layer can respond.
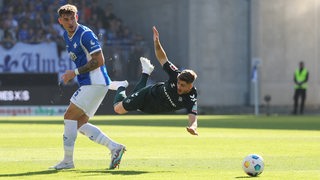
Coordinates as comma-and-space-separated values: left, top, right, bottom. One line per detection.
122, 86, 151, 112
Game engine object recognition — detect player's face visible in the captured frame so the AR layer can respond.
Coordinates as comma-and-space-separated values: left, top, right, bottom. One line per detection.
177, 80, 193, 95
58, 13, 78, 36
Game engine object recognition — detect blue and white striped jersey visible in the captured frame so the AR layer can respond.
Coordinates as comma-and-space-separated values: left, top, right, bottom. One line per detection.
63, 24, 111, 86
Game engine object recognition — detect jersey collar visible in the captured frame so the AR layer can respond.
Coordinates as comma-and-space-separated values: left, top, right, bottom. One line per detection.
68, 24, 79, 39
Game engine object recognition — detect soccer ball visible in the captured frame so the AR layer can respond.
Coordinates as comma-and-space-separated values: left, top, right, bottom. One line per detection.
242, 154, 264, 177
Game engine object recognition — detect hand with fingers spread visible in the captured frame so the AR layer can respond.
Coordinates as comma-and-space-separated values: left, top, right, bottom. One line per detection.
186, 126, 198, 136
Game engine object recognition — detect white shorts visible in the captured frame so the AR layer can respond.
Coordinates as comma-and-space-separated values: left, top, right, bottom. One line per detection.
70, 85, 108, 117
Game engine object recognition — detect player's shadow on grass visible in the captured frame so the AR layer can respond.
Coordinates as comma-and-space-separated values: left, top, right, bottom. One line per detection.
0, 170, 59, 177
0, 169, 151, 177
235, 176, 256, 178
76, 169, 151, 175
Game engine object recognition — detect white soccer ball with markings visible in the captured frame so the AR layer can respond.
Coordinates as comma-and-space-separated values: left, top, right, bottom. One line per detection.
242, 154, 264, 177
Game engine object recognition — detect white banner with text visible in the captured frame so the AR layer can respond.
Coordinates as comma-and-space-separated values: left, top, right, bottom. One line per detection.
0, 42, 74, 78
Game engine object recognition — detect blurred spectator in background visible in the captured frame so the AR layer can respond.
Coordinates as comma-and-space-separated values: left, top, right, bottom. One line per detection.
102, 2, 117, 30
0, 21, 4, 41
292, 61, 309, 115
2, 28, 16, 49
4, 12, 18, 32
46, 11, 64, 36
27, 27, 36, 43
17, 21, 29, 43
91, 1, 104, 22
31, 12, 46, 31
33, 28, 48, 43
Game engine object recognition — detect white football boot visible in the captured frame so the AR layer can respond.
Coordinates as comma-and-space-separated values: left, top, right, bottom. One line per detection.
109, 80, 129, 91
50, 160, 74, 170
140, 57, 154, 75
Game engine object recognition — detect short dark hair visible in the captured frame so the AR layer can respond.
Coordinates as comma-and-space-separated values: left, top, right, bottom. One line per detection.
57, 4, 78, 17
177, 69, 197, 84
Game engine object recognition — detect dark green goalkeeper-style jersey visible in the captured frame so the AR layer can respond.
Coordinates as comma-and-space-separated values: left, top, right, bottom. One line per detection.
123, 61, 197, 115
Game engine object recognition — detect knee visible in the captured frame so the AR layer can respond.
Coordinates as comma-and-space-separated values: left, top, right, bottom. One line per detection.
64, 110, 72, 120
114, 102, 127, 114
64, 109, 88, 128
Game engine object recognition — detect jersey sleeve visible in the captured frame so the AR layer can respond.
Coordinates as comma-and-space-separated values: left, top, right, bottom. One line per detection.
81, 31, 101, 54
188, 102, 198, 115
186, 92, 198, 115
163, 61, 181, 81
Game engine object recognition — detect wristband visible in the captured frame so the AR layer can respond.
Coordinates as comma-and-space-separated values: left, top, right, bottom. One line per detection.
74, 68, 80, 75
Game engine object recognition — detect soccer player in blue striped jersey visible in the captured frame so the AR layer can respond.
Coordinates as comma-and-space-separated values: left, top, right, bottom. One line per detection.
50, 4, 125, 170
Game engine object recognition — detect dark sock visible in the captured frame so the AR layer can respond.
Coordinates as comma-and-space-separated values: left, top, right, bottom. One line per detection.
113, 87, 127, 105
133, 73, 149, 92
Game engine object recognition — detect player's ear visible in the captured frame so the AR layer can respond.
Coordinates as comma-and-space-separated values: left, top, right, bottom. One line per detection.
75, 14, 78, 21
58, 18, 62, 25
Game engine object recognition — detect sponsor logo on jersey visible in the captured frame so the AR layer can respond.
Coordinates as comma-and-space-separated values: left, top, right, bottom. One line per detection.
190, 94, 196, 101
69, 52, 77, 61
169, 63, 178, 71
131, 92, 139, 97
163, 86, 176, 107
89, 39, 99, 50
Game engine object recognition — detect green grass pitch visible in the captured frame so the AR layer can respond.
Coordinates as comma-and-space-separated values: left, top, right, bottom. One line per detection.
0, 115, 319, 179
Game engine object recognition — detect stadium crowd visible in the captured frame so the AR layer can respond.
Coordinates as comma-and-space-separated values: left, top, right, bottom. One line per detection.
0, 0, 148, 79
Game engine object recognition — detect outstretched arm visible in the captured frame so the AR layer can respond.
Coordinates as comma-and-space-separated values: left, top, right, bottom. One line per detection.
186, 114, 198, 136
153, 26, 168, 66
